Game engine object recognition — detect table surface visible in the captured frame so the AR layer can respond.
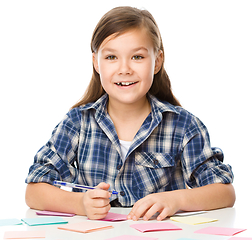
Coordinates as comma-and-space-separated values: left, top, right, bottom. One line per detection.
0, 206, 251, 240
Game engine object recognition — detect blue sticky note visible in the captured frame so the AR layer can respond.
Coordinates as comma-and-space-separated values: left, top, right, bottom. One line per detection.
21, 217, 68, 226
0, 218, 23, 226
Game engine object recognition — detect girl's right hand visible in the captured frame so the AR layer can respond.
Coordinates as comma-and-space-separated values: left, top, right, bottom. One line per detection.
82, 182, 111, 220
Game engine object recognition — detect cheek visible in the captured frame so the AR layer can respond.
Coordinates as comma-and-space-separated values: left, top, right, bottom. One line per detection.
141, 60, 155, 81
98, 63, 110, 82
98, 64, 113, 91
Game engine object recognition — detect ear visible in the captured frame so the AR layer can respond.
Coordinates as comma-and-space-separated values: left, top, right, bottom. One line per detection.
154, 50, 164, 74
92, 52, 100, 74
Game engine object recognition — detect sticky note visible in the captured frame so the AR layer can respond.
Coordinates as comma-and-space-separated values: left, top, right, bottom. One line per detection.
21, 217, 68, 226
105, 235, 158, 240
36, 210, 75, 217
170, 216, 218, 225
4, 230, 46, 239
194, 227, 246, 236
173, 211, 206, 216
0, 218, 23, 226
99, 212, 128, 221
58, 221, 113, 233
130, 222, 182, 233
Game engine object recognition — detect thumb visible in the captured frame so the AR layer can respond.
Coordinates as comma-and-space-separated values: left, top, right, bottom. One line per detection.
96, 182, 110, 191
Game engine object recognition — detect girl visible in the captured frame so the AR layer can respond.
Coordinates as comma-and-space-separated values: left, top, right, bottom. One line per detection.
25, 6, 235, 221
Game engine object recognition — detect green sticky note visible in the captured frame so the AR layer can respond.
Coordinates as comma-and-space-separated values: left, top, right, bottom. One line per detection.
0, 218, 23, 226
21, 217, 68, 226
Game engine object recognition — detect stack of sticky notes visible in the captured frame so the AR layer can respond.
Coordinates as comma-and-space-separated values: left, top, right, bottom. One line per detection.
4, 231, 46, 239
0, 219, 23, 227
58, 221, 113, 233
21, 217, 68, 226
194, 226, 247, 236
170, 215, 218, 225
130, 222, 182, 233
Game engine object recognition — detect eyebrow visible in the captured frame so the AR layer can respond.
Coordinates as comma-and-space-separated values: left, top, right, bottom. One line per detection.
101, 47, 149, 53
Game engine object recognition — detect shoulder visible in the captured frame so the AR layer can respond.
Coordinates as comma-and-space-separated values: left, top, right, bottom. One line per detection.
56, 107, 83, 133
152, 96, 208, 135
151, 95, 200, 126
66, 107, 83, 123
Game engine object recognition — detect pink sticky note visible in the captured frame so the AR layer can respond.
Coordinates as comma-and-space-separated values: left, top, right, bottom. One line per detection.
58, 221, 113, 233
195, 227, 246, 236
4, 230, 46, 239
36, 210, 75, 217
100, 212, 128, 221
130, 222, 182, 233
106, 235, 158, 240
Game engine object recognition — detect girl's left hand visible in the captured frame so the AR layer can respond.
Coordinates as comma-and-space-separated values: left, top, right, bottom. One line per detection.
127, 191, 181, 221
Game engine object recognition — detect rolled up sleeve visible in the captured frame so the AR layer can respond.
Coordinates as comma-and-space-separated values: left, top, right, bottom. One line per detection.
181, 117, 234, 188
25, 109, 81, 185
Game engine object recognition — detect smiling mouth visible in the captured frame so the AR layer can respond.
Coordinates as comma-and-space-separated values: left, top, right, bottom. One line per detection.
115, 81, 137, 86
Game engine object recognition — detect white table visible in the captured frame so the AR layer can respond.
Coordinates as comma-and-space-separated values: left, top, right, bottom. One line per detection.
0, 206, 251, 240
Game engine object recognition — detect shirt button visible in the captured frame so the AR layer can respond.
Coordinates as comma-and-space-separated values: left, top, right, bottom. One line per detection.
116, 165, 122, 170
120, 191, 125, 196
153, 159, 159, 165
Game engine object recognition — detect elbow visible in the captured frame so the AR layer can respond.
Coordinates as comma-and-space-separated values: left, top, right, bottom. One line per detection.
226, 183, 236, 208
25, 183, 44, 210
25, 183, 35, 209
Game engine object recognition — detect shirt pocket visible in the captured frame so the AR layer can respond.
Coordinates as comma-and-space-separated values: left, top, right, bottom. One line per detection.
132, 152, 175, 194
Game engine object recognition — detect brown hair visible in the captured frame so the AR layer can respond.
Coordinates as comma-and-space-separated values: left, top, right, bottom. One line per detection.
71, 6, 181, 109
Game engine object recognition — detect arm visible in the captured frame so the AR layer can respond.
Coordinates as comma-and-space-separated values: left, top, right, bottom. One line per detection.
127, 183, 235, 221
25, 111, 111, 219
25, 182, 111, 219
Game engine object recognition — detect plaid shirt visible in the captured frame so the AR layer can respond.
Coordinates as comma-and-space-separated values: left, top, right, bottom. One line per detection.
26, 94, 233, 206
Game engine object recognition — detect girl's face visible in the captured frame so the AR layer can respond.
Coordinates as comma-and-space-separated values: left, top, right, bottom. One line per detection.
93, 28, 163, 106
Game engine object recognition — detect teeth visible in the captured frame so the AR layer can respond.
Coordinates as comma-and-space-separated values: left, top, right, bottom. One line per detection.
116, 82, 135, 86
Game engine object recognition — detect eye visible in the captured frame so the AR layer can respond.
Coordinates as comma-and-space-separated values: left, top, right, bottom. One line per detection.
106, 55, 117, 60
132, 55, 143, 60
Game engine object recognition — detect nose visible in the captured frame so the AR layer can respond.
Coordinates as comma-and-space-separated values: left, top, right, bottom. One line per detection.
118, 59, 132, 75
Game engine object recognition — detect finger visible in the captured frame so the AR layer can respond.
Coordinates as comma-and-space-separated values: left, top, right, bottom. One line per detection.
87, 202, 111, 220
142, 203, 162, 221
88, 188, 111, 199
96, 182, 110, 191
93, 202, 111, 214
92, 198, 110, 208
128, 200, 149, 219
130, 199, 153, 221
127, 200, 141, 219
156, 207, 172, 221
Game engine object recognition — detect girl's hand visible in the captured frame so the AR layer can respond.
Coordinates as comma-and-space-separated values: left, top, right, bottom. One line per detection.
82, 182, 111, 220
127, 191, 181, 221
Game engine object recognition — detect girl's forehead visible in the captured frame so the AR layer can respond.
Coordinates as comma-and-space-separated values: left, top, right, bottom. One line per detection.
98, 28, 154, 52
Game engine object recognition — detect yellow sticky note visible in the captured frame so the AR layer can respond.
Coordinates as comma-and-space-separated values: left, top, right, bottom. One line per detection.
170, 216, 218, 225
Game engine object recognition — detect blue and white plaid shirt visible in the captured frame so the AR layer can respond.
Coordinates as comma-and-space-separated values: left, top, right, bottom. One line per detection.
26, 94, 233, 206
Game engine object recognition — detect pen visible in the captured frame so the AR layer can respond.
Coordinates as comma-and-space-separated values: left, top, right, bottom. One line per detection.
53, 180, 118, 195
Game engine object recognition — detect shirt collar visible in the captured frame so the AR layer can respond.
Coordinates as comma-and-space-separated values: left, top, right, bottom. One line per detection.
79, 94, 108, 122
148, 94, 180, 115
79, 93, 179, 121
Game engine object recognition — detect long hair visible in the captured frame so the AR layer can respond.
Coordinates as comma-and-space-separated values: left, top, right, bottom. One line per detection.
71, 6, 181, 109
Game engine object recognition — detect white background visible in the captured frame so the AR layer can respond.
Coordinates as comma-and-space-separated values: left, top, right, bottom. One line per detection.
0, 0, 251, 215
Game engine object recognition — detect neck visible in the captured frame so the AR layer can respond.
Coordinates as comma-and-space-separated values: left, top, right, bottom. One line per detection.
107, 96, 151, 120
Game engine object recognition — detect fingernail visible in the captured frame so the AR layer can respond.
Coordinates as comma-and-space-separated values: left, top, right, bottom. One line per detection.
143, 216, 148, 221
133, 216, 137, 221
